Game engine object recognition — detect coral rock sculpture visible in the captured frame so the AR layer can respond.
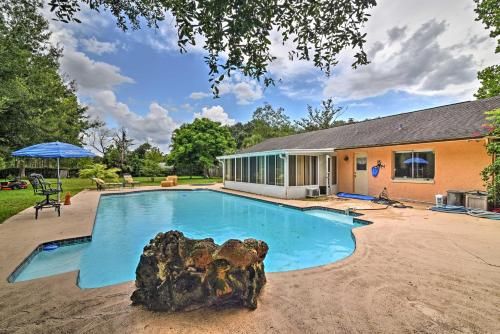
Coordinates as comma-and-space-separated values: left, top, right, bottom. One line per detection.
131, 230, 268, 312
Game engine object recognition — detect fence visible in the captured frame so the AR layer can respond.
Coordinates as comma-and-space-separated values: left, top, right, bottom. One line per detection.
0, 168, 80, 179
0, 165, 222, 179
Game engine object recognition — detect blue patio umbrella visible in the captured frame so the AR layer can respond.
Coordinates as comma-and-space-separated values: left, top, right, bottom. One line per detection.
12, 142, 95, 201
403, 157, 428, 165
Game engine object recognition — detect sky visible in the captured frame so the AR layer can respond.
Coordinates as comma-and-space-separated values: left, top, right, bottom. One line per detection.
43, 0, 498, 152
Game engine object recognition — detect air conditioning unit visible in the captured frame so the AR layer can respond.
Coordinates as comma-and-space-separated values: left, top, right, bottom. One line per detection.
465, 191, 488, 210
306, 187, 320, 198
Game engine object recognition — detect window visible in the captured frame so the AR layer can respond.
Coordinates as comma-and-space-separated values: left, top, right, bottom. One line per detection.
225, 159, 234, 181
356, 156, 367, 171
257, 156, 265, 184
249, 157, 257, 183
394, 151, 435, 180
266, 155, 276, 185
311, 156, 318, 185
242, 157, 249, 182
276, 155, 285, 186
236, 158, 242, 182
288, 155, 318, 186
231, 159, 236, 181
288, 155, 296, 186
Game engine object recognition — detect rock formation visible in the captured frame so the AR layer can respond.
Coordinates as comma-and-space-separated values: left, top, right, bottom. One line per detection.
131, 230, 268, 312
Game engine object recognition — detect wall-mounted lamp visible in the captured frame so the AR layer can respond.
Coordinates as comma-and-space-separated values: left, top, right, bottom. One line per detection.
343, 155, 349, 162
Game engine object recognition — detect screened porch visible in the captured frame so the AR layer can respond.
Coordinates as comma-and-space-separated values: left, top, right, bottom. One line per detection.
219, 149, 336, 199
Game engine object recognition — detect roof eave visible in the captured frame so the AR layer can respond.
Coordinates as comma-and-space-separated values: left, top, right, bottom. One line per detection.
217, 148, 334, 159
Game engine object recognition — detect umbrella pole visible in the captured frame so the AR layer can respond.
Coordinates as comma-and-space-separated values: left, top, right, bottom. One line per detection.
57, 157, 61, 203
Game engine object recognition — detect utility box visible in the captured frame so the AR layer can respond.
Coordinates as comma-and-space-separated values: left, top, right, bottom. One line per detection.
447, 190, 465, 206
465, 191, 488, 210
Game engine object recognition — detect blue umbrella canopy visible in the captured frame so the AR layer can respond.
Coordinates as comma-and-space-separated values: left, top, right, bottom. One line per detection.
404, 157, 428, 164
12, 141, 95, 158
12, 142, 95, 202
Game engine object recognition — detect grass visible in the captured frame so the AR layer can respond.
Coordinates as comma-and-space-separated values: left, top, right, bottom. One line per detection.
0, 176, 222, 224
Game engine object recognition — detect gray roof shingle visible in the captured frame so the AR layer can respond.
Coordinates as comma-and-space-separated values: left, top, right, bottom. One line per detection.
238, 96, 500, 153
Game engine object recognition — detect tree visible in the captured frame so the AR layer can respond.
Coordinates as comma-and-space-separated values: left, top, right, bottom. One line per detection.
227, 103, 296, 149
103, 145, 121, 169
475, 65, 500, 99
228, 122, 255, 150
112, 128, 134, 173
250, 103, 296, 141
481, 109, 500, 206
47, 0, 376, 93
128, 142, 152, 175
132, 142, 152, 160
474, 0, 499, 53
295, 98, 346, 131
474, 0, 499, 99
145, 147, 164, 163
84, 121, 112, 156
0, 0, 91, 157
168, 118, 236, 177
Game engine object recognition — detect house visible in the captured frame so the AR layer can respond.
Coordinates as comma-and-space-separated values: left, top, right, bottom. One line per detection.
217, 96, 500, 202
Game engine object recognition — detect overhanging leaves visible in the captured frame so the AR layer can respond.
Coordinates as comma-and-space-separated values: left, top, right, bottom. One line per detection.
47, 0, 377, 94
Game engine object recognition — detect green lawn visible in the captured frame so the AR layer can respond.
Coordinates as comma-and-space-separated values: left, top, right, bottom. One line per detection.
0, 176, 221, 224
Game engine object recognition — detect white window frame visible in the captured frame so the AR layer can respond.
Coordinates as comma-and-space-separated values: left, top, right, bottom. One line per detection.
393, 150, 435, 181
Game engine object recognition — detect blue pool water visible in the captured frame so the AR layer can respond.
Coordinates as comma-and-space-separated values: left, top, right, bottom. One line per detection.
14, 190, 364, 288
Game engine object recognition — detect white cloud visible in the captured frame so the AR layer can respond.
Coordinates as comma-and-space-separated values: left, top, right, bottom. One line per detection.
145, 12, 206, 54
81, 37, 118, 55
189, 91, 211, 100
322, 0, 497, 101
88, 91, 178, 151
47, 18, 133, 94
323, 19, 486, 101
267, 29, 319, 80
60, 49, 134, 92
43, 8, 174, 150
347, 102, 374, 108
194, 106, 236, 126
218, 77, 263, 105
180, 103, 194, 112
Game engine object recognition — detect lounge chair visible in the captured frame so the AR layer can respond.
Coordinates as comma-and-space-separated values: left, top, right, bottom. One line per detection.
160, 175, 178, 187
28, 173, 61, 219
123, 174, 141, 187
167, 175, 178, 186
91, 177, 122, 191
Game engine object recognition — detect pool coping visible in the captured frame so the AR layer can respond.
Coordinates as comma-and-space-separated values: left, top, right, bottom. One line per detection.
7, 188, 372, 287
7, 235, 92, 283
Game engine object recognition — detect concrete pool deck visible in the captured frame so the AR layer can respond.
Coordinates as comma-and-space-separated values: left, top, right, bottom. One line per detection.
0, 185, 499, 333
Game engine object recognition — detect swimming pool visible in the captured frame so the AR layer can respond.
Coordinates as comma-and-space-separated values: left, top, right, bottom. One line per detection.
12, 190, 366, 288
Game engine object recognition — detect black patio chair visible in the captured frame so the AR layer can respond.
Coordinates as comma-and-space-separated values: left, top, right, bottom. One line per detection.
28, 173, 62, 219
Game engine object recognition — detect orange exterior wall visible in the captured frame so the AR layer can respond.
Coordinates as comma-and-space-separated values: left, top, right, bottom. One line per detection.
336, 139, 490, 203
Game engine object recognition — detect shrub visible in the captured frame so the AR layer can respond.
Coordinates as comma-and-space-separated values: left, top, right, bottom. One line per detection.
79, 163, 120, 181
481, 108, 500, 207
141, 159, 163, 182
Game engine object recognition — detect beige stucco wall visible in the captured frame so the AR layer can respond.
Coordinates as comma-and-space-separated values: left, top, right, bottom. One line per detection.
336, 139, 490, 202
